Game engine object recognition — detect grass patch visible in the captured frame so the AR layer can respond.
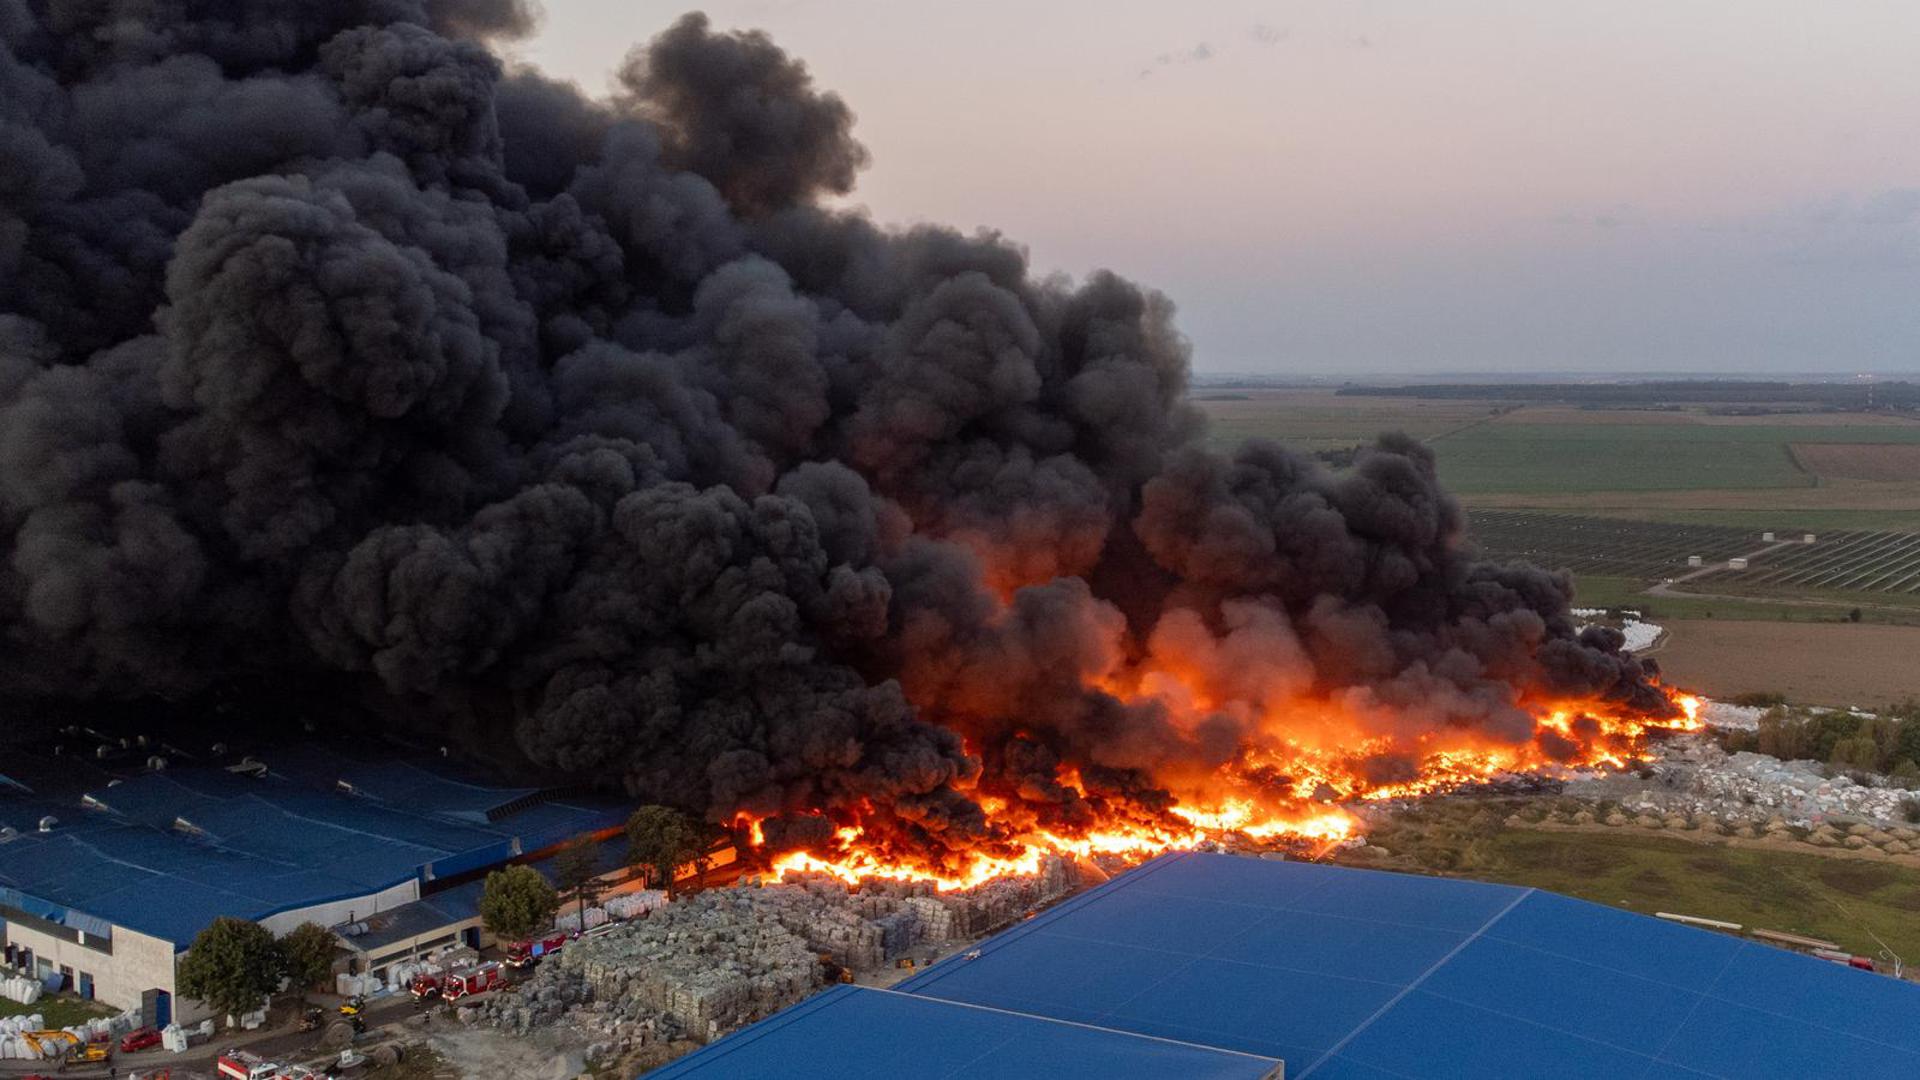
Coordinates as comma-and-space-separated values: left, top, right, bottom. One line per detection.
0, 993, 116, 1028
1355, 809, 1920, 961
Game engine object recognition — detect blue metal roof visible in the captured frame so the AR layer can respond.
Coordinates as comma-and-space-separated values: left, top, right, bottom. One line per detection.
646, 985, 1282, 1080
0, 760, 620, 949
887, 851, 1920, 1080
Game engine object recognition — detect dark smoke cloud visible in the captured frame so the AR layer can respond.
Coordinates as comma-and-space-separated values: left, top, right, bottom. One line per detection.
0, 4, 1671, 863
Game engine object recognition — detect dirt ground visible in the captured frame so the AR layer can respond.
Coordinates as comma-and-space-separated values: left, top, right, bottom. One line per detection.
425, 1028, 586, 1080
1651, 619, 1920, 706
1792, 442, 1920, 482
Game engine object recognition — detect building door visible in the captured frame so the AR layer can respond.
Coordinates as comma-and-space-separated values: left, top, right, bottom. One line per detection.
78, 972, 93, 1000
59, 964, 72, 992
143, 988, 171, 1028
464, 927, 480, 950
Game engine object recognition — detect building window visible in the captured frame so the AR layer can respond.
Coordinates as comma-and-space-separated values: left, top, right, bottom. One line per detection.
59, 965, 73, 993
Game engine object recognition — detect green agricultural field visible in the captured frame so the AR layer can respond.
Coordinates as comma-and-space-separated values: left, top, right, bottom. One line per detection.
1430, 423, 1920, 495
1194, 389, 1502, 454
1562, 508, 1920, 534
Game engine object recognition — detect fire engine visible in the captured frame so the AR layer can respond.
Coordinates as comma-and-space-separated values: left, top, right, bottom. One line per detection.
215, 1050, 283, 1080
215, 1051, 328, 1080
409, 971, 444, 1001
505, 931, 567, 968
440, 961, 505, 1001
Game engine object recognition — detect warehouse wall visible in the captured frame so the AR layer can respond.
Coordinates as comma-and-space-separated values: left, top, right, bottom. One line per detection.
1, 916, 174, 1017
258, 878, 418, 937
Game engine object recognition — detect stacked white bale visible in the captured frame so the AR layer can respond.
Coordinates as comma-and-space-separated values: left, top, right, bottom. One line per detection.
554, 891, 824, 1040
554, 906, 611, 933
603, 890, 668, 920
161, 1024, 188, 1052
1, 974, 41, 1004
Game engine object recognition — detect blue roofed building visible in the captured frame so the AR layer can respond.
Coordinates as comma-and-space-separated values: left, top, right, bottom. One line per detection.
654, 850, 1920, 1080
0, 746, 624, 1024
646, 984, 1283, 1080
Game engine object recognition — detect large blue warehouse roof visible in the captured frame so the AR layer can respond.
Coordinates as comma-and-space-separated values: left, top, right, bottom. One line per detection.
645, 985, 1282, 1080
0, 755, 622, 949
655, 851, 1920, 1079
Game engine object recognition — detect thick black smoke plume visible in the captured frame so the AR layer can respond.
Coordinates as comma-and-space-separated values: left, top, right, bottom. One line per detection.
1, 4, 1669, 861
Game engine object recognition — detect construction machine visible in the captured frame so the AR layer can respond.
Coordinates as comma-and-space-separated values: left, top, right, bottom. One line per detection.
60, 1035, 111, 1069
20, 1031, 79, 1063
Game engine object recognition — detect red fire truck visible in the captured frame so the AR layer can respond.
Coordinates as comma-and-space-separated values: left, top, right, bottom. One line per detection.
440, 961, 505, 1001
505, 931, 568, 968
216, 1050, 284, 1080
409, 971, 444, 1001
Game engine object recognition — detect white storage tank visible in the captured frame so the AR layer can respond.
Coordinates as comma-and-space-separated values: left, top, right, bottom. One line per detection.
1728, 557, 1749, 570
1686, 555, 1703, 568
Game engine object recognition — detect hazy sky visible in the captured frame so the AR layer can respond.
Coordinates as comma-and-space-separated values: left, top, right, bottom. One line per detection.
518, 2, 1920, 375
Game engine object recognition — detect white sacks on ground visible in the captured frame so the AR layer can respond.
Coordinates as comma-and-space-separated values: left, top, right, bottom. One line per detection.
161, 1024, 188, 1052
1, 975, 41, 1004
0, 1013, 44, 1034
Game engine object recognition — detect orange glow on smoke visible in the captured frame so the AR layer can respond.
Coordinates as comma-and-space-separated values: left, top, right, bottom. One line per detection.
740, 678, 1702, 892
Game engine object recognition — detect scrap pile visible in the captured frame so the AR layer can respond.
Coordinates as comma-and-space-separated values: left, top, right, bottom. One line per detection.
467, 856, 1080, 1060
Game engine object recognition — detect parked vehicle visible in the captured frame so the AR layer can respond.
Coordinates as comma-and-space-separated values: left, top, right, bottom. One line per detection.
440, 961, 504, 1001
505, 932, 567, 968
216, 1050, 283, 1080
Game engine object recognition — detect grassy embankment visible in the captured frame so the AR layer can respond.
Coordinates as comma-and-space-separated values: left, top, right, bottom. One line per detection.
0, 993, 116, 1028
1346, 804, 1920, 962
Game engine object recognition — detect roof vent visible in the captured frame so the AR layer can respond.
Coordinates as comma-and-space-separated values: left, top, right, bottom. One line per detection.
211, 742, 229, 756
147, 755, 169, 771
37, 816, 58, 833
227, 756, 267, 778
80, 794, 107, 812
0, 826, 18, 843
172, 816, 206, 838
94, 744, 113, 760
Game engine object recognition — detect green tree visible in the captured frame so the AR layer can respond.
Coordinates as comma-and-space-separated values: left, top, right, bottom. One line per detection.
177, 917, 286, 1022
278, 922, 338, 1003
479, 864, 558, 941
552, 835, 604, 928
625, 805, 701, 897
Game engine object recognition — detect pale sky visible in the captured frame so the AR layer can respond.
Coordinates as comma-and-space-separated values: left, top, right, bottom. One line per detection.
517, 2, 1920, 375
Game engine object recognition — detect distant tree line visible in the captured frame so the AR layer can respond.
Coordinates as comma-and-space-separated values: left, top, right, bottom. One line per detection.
1335, 381, 1920, 409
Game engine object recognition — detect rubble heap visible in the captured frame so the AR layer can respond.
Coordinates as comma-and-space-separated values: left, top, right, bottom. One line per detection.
1567, 736, 1920, 829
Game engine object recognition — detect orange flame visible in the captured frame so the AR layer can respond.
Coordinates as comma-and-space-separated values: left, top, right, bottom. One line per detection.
740, 684, 1701, 892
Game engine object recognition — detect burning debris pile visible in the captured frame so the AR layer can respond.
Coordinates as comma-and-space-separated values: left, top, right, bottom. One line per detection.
469, 863, 1076, 1054
0, 2, 1690, 883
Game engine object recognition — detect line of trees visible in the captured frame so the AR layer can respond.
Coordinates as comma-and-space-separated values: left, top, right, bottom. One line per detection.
176, 918, 341, 1022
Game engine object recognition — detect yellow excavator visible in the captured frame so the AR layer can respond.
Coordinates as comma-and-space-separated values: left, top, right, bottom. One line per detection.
21, 1029, 110, 1070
